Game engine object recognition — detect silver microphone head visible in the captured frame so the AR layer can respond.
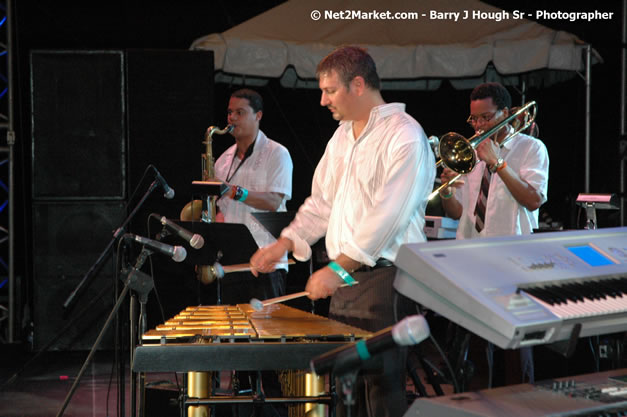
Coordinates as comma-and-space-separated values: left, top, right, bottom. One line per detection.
392, 315, 430, 346
427, 136, 440, 158
190, 234, 205, 249
172, 246, 187, 263
163, 187, 175, 199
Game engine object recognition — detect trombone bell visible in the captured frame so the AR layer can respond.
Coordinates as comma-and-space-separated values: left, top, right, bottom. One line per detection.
438, 132, 477, 174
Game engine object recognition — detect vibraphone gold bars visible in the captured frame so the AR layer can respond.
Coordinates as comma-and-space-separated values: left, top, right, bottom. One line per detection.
133, 304, 372, 417
135, 304, 371, 371
145, 305, 253, 338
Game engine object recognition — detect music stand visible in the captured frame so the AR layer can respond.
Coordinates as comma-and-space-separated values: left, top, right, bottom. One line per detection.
163, 221, 259, 266
576, 193, 619, 230
191, 180, 228, 197
252, 211, 296, 239
162, 221, 259, 306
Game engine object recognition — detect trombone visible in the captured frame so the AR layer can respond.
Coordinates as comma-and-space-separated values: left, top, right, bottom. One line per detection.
428, 101, 537, 200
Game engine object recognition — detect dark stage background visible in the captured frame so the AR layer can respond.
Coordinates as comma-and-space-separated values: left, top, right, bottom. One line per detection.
9, 0, 625, 352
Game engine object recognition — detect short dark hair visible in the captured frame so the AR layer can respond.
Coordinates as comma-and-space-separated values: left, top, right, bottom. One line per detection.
470, 82, 512, 110
231, 88, 263, 113
316, 45, 381, 90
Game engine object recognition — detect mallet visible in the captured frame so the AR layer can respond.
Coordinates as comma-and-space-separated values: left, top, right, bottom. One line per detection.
199, 260, 296, 285
250, 281, 359, 311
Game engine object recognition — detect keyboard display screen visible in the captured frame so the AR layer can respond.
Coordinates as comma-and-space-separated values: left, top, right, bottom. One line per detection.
567, 244, 615, 267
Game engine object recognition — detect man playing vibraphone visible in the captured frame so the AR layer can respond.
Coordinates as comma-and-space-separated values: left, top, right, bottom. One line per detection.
250, 46, 435, 417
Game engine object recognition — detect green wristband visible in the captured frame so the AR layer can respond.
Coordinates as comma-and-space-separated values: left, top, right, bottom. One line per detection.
328, 261, 356, 286
234, 186, 248, 202
440, 189, 454, 199
239, 187, 248, 202
355, 339, 371, 360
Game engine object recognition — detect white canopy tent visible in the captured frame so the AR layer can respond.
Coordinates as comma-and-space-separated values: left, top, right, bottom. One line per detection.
191, 0, 599, 189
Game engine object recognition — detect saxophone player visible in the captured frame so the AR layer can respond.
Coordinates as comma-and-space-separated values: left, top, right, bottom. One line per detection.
214, 88, 293, 304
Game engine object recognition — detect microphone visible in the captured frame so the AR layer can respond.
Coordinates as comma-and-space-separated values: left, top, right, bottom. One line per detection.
310, 314, 430, 376
152, 166, 175, 199
123, 233, 187, 262
159, 216, 204, 249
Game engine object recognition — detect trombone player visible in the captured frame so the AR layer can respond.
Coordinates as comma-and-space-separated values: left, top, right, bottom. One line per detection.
439, 82, 549, 384
439, 82, 549, 239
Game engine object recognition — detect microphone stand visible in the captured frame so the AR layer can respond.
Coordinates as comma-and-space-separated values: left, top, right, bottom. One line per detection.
56, 249, 155, 417
53, 178, 160, 417
336, 370, 359, 417
128, 248, 154, 417
62, 179, 161, 315
132, 227, 169, 417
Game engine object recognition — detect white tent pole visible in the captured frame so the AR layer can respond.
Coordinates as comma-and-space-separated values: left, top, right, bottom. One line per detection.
585, 44, 592, 193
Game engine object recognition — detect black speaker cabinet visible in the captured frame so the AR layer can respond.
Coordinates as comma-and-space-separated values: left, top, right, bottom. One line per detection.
32, 201, 125, 350
30, 50, 126, 200
29, 49, 215, 349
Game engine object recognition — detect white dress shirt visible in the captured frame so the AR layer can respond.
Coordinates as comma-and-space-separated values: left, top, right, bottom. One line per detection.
215, 129, 293, 261
281, 103, 435, 266
453, 131, 549, 239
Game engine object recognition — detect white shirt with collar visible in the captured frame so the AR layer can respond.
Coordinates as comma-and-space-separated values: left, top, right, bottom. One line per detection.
281, 102, 435, 266
453, 131, 549, 239
215, 129, 293, 258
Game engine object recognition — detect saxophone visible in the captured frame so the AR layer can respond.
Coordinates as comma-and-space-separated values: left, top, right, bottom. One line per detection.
180, 124, 233, 223
202, 125, 233, 222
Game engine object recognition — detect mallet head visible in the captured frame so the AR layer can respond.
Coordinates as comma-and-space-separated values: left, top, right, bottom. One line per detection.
250, 297, 264, 311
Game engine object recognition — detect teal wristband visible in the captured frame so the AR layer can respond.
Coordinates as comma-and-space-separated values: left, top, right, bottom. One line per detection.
355, 339, 371, 360
328, 261, 356, 286
440, 189, 454, 199
234, 186, 248, 202
239, 187, 248, 202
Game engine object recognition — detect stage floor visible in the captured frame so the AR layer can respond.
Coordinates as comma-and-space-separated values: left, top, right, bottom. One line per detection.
0, 349, 167, 417
1, 322, 606, 417
0, 347, 452, 417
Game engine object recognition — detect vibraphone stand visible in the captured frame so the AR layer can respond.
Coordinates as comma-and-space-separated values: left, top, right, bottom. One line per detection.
165, 222, 259, 416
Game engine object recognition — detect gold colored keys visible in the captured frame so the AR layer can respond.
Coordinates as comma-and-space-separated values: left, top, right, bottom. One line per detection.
143, 305, 255, 340
142, 304, 372, 342
242, 304, 371, 339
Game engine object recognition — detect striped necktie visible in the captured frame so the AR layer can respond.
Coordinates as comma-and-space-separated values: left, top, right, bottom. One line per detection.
474, 165, 491, 233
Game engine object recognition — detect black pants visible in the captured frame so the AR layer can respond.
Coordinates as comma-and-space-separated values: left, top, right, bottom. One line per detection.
329, 266, 410, 417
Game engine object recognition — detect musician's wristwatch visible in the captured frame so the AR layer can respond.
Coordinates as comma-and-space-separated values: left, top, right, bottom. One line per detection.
489, 158, 505, 173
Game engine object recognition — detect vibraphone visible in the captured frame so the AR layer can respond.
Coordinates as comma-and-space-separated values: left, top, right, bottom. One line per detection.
133, 303, 371, 417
